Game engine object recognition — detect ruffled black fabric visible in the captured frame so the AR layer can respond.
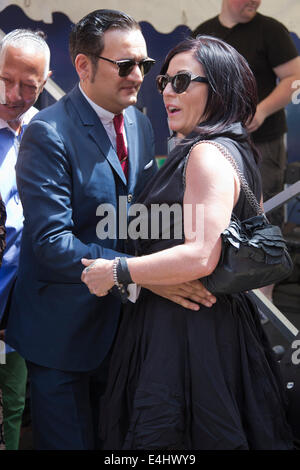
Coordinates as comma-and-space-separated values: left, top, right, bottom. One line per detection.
201, 215, 293, 295
225, 215, 291, 262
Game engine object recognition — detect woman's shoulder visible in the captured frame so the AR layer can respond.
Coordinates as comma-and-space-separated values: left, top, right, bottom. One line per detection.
185, 132, 243, 171
183, 137, 241, 193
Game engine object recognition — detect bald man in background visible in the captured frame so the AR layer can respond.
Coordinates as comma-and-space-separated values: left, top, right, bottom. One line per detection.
0, 29, 51, 449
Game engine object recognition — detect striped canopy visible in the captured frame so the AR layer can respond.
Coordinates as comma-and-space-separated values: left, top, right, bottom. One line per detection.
0, 0, 300, 36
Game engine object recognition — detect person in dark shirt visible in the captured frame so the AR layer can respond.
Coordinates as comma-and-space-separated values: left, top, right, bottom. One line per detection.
192, 0, 300, 301
192, 0, 300, 225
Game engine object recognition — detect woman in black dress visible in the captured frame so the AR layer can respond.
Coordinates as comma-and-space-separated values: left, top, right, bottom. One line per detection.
81, 36, 293, 450
0, 194, 6, 450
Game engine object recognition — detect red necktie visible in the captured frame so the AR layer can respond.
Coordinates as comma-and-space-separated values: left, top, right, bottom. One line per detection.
113, 113, 128, 180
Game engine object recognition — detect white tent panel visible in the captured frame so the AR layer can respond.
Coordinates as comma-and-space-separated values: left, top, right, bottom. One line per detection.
0, 0, 300, 35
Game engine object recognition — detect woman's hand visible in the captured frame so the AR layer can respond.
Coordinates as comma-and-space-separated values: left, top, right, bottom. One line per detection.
81, 258, 114, 297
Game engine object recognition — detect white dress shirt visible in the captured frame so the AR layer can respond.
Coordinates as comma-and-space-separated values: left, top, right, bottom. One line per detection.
0, 106, 38, 352
78, 84, 128, 150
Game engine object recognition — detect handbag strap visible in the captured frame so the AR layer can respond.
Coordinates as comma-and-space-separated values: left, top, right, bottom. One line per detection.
184, 139, 263, 216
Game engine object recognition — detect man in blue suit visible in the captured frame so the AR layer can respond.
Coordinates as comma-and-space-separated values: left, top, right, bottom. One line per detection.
6, 9, 215, 449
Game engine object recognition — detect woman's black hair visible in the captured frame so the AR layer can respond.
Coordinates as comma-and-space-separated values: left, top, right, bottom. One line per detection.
161, 35, 260, 162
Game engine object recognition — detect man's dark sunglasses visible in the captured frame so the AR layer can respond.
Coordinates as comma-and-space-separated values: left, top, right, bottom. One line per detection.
156, 71, 209, 94
96, 55, 155, 77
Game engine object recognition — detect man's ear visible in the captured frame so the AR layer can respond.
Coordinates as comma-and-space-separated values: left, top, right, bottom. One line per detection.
74, 54, 92, 82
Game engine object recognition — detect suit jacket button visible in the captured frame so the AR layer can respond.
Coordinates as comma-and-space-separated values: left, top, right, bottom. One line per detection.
127, 194, 133, 203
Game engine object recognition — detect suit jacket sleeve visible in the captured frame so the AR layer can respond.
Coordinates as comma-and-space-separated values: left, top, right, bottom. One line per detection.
16, 119, 131, 283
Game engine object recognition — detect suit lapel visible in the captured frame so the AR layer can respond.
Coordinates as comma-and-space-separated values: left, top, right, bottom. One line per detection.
88, 125, 127, 185
69, 85, 127, 186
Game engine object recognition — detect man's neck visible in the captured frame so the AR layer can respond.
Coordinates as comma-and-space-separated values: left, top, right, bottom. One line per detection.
79, 82, 122, 118
218, 11, 238, 28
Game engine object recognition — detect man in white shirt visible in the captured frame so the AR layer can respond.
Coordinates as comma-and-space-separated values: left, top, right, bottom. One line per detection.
0, 28, 51, 450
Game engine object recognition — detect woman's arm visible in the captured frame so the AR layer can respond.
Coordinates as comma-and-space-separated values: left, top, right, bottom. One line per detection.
81, 143, 240, 292
127, 143, 240, 283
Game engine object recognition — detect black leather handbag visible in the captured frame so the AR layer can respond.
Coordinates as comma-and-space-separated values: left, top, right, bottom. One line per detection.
194, 141, 294, 295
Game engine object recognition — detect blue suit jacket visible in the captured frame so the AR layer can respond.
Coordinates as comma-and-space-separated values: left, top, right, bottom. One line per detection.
6, 85, 157, 371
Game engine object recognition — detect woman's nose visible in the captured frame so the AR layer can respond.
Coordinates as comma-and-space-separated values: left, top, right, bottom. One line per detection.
163, 81, 175, 96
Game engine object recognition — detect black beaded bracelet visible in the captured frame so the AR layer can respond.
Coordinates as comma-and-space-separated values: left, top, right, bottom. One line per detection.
110, 257, 132, 304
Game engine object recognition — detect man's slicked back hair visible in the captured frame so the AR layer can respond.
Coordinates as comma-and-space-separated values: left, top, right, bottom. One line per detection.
69, 9, 141, 67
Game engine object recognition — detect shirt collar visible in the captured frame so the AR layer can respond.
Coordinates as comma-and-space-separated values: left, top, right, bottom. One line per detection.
0, 106, 38, 135
78, 83, 124, 124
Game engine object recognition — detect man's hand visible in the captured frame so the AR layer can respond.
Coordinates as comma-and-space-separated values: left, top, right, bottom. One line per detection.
143, 280, 217, 311
81, 258, 114, 296
246, 105, 266, 133
0, 329, 5, 341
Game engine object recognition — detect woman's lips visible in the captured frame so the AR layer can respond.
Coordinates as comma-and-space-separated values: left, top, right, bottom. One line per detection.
166, 104, 180, 116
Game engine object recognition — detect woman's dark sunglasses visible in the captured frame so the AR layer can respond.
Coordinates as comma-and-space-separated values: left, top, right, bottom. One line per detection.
96, 55, 156, 77
156, 72, 209, 94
